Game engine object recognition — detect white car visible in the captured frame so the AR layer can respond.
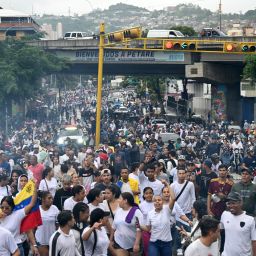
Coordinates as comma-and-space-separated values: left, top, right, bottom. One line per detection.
57, 126, 85, 145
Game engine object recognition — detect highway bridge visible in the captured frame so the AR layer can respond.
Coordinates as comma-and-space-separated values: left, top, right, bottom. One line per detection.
27, 36, 256, 123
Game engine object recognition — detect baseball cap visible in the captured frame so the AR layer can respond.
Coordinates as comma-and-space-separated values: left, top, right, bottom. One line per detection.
99, 153, 108, 161
203, 159, 212, 168
178, 155, 186, 161
226, 192, 242, 202
101, 169, 111, 176
240, 168, 253, 175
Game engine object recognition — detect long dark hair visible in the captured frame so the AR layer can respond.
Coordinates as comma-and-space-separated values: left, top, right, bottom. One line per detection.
121, 192, 135, 206
193, 200, 207, 220
42, 167, 53, 179
72, 202, 89, 256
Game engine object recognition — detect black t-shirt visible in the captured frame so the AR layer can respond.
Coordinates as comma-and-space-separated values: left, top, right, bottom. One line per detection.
53, 188, 72, 210
196, 171, 218, 198
78, 167, 94, 178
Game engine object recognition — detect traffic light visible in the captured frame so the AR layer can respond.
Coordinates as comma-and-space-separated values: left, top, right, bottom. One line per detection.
165, 40, 196, 51
224, 42, 256, 53
241, 44, 256, 52
107, 27, 142, 43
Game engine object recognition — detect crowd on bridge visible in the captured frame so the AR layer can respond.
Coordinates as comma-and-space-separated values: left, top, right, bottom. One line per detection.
0, 86, 256, 256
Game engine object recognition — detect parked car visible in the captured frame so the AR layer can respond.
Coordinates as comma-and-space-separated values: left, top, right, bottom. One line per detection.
63, 31, 95, 40
199, 28, 227, 37
159, 132, 180, 144
147, 29, 184, 38
151, 119, 167, 130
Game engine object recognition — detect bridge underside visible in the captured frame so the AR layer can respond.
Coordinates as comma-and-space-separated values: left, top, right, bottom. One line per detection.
64, 63, 186, 76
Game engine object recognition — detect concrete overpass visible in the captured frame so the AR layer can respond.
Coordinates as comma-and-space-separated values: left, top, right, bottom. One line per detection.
28, 39, 254, 122
28, 39, 245, 84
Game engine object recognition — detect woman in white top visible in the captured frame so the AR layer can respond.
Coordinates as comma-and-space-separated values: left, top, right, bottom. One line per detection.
51, 156, 62, 188
140, 185, 175, 256
38, 167, 58, 198
139, 187, 154, 256
102, 184, 121, 225
35, 191, 59, 256
82, 208, 110, 256
112, 192, 143, 256
72, 202, 90, 256
0, 185, 37, 256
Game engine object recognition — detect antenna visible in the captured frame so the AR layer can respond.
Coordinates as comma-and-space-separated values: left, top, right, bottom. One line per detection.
68, 7, 71, 17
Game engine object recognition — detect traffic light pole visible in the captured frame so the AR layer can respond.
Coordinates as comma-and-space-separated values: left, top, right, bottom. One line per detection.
95, 23, 105, 147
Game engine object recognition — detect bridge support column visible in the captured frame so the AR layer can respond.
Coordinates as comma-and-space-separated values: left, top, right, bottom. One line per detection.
211, 83, 242, 123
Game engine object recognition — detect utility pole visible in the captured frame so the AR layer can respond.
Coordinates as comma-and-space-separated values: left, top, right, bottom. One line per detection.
219, 0, 222, 31
95, 23, 105, 147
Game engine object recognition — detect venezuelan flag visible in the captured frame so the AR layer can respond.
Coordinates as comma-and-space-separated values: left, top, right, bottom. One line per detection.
13, 180, 42, 233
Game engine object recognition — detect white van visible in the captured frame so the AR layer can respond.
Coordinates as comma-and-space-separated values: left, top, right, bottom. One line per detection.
63, 31, 94, 40
147, 30, 184, 38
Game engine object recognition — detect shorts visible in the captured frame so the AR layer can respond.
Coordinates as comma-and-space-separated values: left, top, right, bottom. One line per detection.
113, 240, 133, 252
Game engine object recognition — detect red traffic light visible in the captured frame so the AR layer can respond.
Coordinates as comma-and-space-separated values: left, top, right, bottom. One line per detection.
165, 41, 173, 49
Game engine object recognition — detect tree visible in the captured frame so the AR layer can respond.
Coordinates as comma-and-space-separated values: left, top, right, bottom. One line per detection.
243, 55, 256, 82
169, 25, 197, 36
121, 76, 166, 114
0, 39, 67, 103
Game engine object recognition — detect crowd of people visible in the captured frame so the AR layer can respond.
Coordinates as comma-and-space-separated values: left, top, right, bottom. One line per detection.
0, 110, 256, 256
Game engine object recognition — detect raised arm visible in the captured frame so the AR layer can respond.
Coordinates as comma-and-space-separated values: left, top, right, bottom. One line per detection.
24, 183, 37, 215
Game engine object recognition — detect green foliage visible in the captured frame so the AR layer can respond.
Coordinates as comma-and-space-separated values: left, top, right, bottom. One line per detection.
121, 76, 166, 113
169, 26, 197, 36
0, 40, 66, 102
243, 55, 256, 82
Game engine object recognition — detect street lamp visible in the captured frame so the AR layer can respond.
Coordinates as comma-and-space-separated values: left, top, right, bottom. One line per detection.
219, 0, 222, 31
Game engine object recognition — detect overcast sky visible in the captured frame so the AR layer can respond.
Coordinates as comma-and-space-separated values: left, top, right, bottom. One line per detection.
1, 0, 254, 16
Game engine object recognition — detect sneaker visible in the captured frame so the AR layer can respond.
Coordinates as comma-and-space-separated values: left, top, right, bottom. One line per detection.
177, 248, 183, 256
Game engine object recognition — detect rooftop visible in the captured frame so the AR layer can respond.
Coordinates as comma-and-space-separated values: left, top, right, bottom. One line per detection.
0, 8, 31, 18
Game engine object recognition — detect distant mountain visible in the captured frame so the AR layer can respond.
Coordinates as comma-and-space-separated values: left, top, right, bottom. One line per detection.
34, 3, 256, 35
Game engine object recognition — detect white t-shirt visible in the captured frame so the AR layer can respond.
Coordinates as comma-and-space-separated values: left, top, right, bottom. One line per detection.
139, 171, 164, 200
113, 207, 143, 250
35, 205, 59, 245
0, 208, 26, 244
170, 167, 178, 182
82, 227, 109, 256
147, 205, 173, 242
221, 211, 256, 256
171, 181, 196, 214
185, 238, 219, 256
63, 197, 88, 211
49, 228, 80, 256
139, 201, 154, 225
0, 185, 11, 202
88, 203, 108, 214
39, 178, 58, 197
0, 226, 18, 255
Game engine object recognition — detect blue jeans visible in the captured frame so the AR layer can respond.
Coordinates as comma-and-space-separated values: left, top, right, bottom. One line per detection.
17, 243, 25, 256
148, 240, 172, 256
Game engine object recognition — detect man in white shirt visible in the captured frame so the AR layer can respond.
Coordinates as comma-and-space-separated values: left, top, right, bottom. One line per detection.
171, 167, 196, 256
49, 210, 81, 256
171, 168, 196, 217
139, 163, 164, 200
185, 216, 220, 256
0, 226, 20, 256
220, 191, 256, 256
